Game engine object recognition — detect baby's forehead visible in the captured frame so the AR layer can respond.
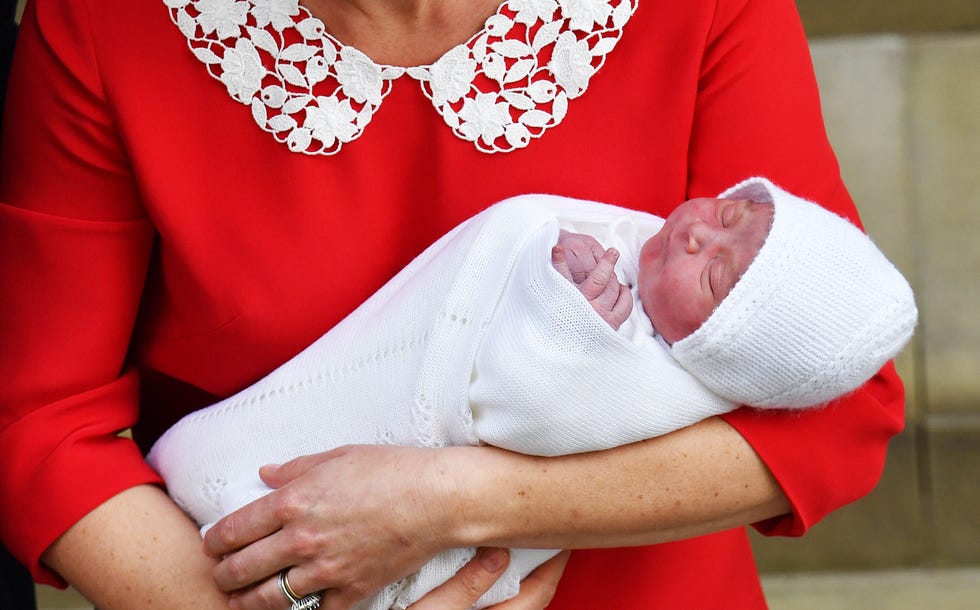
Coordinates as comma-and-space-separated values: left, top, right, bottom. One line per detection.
680, 195, 772, 212
736, 199, 775, 257
716, 199, 775, 299
680, 196, 726, 206
748, 199, 775, 233
669, 196, 774, 248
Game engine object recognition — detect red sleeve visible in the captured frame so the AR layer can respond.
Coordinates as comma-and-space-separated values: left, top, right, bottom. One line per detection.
0, 0, 160, 584
686, 0, 906, 535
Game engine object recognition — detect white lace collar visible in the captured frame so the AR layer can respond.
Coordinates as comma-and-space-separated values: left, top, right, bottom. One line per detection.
165, 0, 637, 154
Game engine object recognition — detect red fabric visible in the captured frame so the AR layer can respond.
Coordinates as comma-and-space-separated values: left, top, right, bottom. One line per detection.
551, 530, 766, 609
0, 0, 906, 605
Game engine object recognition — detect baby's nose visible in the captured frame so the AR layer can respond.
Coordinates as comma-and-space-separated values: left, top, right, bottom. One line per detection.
685, 232, 699, 254
684, 220, 713, 253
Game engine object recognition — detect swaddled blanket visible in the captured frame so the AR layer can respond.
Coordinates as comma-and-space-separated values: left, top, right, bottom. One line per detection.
147, 194, 735, 609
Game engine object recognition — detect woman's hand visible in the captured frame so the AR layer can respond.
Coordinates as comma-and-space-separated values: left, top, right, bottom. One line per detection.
202, 418, 788, 609
203, 445, 466, 610
409, 549, 569, 610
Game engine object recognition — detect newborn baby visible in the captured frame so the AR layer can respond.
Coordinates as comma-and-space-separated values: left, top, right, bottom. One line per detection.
552, 195, 773, 341
148, 177, 917, 610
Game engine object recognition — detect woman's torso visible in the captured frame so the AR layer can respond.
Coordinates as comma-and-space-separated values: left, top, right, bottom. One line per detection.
15, 0, 772, 605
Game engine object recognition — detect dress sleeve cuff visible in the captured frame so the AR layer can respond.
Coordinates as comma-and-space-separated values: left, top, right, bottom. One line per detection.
0, 370, 164, 586
721, 361, 906, 538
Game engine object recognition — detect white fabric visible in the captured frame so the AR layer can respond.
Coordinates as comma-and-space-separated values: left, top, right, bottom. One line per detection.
147, 194, 734, 610
470, 204, 733, 456
164, 0, 638, 154
672, 177, 918, 408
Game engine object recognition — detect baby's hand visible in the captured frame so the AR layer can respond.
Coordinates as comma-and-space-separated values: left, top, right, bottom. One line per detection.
552, 245, 633, 330
554, 230, 606, 284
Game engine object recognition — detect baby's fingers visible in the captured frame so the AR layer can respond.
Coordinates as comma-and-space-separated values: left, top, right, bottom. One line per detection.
607, 283, 634, 330
551, 245, 574, 283
579, 248, 620, 301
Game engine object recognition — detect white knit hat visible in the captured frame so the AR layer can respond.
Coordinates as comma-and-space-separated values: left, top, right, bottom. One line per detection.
670, 177, 917, 408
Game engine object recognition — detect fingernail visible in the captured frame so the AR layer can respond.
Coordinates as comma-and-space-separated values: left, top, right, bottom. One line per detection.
258, 463, 280, 479
478, 547, 508, 572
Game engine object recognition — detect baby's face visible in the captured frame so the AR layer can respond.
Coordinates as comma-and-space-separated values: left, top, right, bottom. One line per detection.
637, 197, 773, 344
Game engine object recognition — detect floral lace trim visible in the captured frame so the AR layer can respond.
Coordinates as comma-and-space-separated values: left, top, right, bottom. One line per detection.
165, 0, 637, 154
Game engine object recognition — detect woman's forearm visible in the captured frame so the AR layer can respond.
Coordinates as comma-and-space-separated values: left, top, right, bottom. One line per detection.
199, 416, 788, 607
444, 416, 790, 550
42, 484, 229, 610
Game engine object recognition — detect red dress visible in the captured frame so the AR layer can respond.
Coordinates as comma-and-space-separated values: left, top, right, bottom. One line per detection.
0, 0, 905, 607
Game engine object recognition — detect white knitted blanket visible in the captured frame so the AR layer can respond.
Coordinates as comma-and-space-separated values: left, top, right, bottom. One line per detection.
146, 194, 734, 609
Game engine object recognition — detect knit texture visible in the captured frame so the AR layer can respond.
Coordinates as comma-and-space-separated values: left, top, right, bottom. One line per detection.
470, 206, 733, 456
671, 177, 918, 408
146, 194, 733, 610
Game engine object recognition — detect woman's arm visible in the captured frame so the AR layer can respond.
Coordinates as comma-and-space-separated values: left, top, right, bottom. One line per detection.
0, 4, 220, 604
684, 0, 907, 536
448, 417, 788, 549
42, 485, 230, 609
202, 417, 786, 609
44, 483, 561, 610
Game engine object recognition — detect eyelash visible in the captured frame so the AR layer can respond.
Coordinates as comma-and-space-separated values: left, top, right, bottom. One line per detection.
706, 257, 720, 296
720, 203, 734, 227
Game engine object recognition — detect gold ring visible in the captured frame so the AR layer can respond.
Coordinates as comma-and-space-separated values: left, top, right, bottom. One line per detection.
278, 569, 301, 604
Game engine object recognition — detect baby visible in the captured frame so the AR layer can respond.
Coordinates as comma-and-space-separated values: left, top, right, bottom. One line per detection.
534, 176, 918, 410
552, 195, 773, 340
148, 177, 918, 609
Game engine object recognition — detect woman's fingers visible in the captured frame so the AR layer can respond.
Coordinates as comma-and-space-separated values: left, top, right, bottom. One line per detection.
226, 577, 293, 610
209, 525, 299, 592
488, 550, 570, 610
226, 548, 510, 610
206, 445, 461, 608
205, 448, 349, 559
205, 464, 337, 591
227, 571, 346, 610
203, 491, 284, 560
407, 548, 510, 610
225, 547, 566, 610
258, 447, 350, 488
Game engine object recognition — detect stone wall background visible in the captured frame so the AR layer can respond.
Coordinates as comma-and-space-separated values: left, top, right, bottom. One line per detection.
752, 2, 980, 573
796, 0, 980, 36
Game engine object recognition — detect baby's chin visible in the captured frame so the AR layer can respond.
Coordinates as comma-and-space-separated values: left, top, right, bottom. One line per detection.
641, 299, 676, 344
648, 303, 709, 344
